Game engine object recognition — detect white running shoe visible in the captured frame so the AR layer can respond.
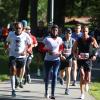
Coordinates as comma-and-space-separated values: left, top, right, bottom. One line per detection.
80, 94, 85, 99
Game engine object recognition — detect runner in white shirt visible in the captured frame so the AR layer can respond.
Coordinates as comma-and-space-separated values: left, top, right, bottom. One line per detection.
40, 25, 63, 99
5, 22, 32, 97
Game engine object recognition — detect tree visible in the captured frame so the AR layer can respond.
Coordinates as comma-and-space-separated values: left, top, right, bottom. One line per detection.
18, 0, 29, 21
37, 0, 47, 22
90, 0, 100, 29
65, 0, 76, 16
30, 0, 38, 33
0, 0, 19, 25
53, 0, 66, 27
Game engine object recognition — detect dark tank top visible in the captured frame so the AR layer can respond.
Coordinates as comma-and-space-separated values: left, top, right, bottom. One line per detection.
77, 37, 92, 54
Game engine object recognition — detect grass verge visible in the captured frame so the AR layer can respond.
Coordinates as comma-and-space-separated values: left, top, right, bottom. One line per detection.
0, 74, 10, 81
89, 81, 100, 100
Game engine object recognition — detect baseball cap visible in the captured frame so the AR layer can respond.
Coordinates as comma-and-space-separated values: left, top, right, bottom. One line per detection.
21, 20, 27, 28
65, 28, 72, 34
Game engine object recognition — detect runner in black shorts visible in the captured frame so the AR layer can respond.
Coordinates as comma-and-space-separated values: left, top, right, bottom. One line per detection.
72, 25, 98, 99
59, 28, 75, 95
5, 22, 32, 97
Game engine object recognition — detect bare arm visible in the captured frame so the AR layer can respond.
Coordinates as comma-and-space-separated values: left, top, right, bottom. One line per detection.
92, 37, 99, 48
72, 40, 78, 58
91, 37, 99, 60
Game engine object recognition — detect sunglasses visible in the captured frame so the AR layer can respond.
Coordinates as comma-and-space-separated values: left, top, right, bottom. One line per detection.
66, 32, 71, 34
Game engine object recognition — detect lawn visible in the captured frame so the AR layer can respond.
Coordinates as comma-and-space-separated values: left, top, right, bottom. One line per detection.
90, 82, 100, 100
0, 42, 9, 74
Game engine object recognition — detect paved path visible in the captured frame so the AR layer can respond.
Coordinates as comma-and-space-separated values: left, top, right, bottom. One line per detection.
0, 78, 95, 100
0, 58, 100, 100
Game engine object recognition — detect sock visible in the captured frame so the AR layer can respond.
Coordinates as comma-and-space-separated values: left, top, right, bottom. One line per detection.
11, 75, 15, 91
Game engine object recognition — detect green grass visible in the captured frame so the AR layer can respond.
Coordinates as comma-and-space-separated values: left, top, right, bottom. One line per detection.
0, 49, 9, 74
0, 75, 10, 81
0, 42, 9, 81
89, 82, 100, 100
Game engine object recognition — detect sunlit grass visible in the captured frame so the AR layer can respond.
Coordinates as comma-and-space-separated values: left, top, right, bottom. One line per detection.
90, 82, 100, 100
0, 75, 10, 81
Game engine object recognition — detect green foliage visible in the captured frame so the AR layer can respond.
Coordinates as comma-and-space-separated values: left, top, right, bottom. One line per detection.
0, 75, 10, 81
0, 48, 9, 75
0, 0, 99, 30
0, 0, 19, 25
37, 0, 47, 22
90, 0, 100, 28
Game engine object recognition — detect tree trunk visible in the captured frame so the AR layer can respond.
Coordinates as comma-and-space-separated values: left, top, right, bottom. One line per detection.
18, 0, 29, 21
30, 0, 38, 33
54, 0, 66, 28
47, 0, 51, 25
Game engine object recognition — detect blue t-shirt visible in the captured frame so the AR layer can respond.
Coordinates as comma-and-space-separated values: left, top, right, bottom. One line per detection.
72, 32, 83, 40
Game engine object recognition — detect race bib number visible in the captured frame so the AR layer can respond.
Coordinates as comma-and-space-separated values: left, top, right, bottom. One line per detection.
79, 53, 89, 59
63, 49, 71, 57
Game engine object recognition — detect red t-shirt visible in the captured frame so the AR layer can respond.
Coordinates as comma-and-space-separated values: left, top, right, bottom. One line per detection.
30, 35, 37, 45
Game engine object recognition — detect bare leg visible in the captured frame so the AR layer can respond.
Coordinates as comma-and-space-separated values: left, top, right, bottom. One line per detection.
80, 68, 85, 99
66, 67, 71, 89
85, 70, 91, 92
72, 60, 77, 86
59, 69, 65, 85
60, 69, 65, 79
65, 66, 71, 95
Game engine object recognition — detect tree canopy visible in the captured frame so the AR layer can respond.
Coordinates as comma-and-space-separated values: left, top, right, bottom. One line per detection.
0, 0, 100, 29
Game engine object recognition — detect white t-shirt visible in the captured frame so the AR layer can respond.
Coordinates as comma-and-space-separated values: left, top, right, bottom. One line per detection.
6, 31, 32, 58
43, 36, 63, 61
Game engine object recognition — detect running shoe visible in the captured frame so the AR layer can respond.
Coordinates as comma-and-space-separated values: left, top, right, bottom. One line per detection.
72, 80, 76, 86
59, 78, 64, 85
65, 88, 70, 95
80, 94, 85, 99
49, 96, 55, 99
19, 82, 23, 88
12, 90, 16, 97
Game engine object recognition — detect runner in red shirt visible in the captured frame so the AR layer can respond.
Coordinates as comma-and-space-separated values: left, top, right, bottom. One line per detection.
24, 26, 38, 84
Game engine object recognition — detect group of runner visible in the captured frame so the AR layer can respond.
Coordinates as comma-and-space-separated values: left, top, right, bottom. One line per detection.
39, 24, 98, 99
2, 20, 99, 100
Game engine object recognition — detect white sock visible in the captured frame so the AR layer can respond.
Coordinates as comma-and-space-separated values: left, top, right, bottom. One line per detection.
11, 75, 15, 91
